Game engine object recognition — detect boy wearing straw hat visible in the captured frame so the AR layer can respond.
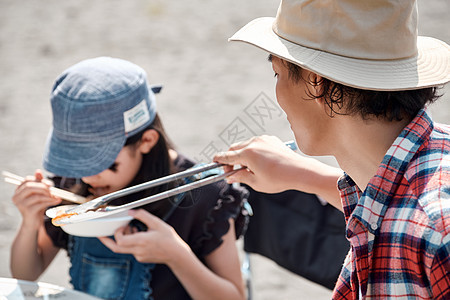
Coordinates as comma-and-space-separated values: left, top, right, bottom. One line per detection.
215, 0, 450, 299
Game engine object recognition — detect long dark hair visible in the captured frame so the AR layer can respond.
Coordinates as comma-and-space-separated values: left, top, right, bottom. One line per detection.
114, 113, 180, 217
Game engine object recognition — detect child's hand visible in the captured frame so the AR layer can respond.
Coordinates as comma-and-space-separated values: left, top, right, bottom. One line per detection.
99, 209, 190, 265
12, 169, 61, 230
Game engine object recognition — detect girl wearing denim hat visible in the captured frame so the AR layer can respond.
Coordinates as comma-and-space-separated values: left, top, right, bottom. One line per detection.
10, 57, 248, 300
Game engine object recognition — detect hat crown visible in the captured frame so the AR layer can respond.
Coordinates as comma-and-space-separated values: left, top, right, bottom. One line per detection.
273, 0, 418, 60
54, 57, 146, 102
50, 57, 156, 141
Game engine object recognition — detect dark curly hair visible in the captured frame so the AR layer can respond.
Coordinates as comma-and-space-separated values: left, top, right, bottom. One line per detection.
270, 55, 442, 121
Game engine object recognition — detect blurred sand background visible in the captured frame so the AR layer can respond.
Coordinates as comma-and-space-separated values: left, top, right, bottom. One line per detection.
0, 0, 448, 299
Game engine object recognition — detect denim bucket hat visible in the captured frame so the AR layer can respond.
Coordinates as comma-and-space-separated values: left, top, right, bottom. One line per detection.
43, 57, 160, 178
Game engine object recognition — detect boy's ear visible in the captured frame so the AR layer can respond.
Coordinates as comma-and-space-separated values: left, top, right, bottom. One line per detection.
309, 73, 327, 109
309, 73, 323, 100
138, 129, 160, 154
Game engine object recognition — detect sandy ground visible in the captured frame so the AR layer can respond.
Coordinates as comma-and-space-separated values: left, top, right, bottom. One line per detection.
0, 0, 448, 299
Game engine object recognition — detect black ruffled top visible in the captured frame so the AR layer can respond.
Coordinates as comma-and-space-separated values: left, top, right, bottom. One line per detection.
45, 154, 249, 299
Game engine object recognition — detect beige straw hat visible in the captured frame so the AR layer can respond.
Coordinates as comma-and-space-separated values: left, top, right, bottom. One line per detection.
229, 0, 450, 91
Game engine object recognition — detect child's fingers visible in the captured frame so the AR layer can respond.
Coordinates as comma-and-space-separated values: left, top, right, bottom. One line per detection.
128, 209, 162, 229
97, 236, 128, 253
34, 170, 44, 181
15, 182, 52, 200
99, 230, 135, 253
108, 227, 152, 252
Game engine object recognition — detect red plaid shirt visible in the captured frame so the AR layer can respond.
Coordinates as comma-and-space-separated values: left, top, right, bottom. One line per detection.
332, 109, 450, 299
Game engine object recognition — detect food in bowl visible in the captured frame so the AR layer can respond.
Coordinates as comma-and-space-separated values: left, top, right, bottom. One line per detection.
45, 205, 133, 237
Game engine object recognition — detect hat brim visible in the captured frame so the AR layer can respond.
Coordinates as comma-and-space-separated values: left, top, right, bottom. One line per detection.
229, 17, 450, 91
43, 128, 126, 178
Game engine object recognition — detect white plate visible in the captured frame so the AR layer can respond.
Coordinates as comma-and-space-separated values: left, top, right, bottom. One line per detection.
0, 277, 100, 299
45, 205, 133, 237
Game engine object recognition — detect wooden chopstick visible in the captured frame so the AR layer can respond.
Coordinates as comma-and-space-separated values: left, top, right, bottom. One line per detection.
2, 171, 87, 204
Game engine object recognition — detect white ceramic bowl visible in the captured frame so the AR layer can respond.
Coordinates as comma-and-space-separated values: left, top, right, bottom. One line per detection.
46, 205, 133, 237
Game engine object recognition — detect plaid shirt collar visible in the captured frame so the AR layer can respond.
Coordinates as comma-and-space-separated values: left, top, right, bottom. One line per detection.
337, 108, 433, 235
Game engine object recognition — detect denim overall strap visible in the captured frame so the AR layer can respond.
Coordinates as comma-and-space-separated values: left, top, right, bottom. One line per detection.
68, 235, 155, 300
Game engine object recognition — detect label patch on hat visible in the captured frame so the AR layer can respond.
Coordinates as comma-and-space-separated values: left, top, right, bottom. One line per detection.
124, 100, 150, 134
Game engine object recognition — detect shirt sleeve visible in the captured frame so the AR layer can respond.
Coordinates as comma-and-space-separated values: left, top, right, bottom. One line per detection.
430, 236, 450, 299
